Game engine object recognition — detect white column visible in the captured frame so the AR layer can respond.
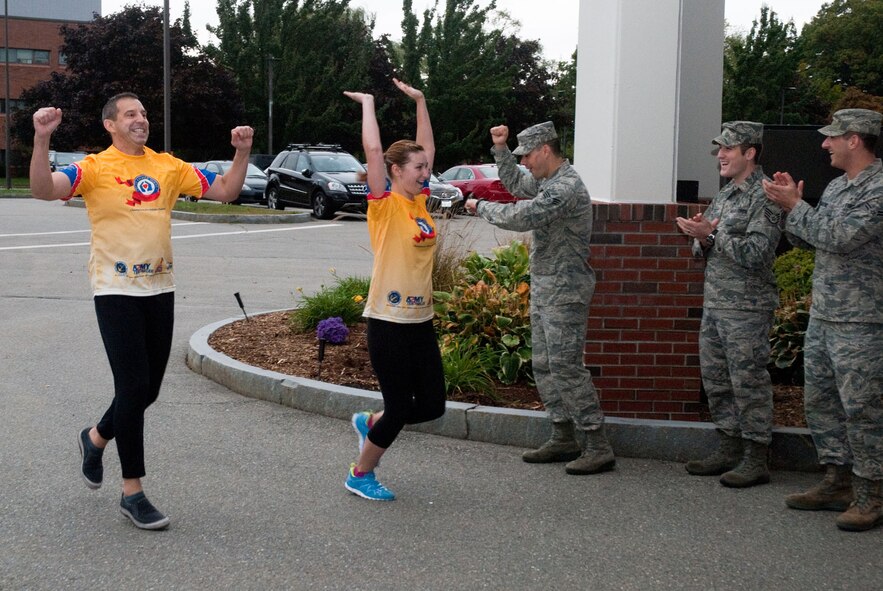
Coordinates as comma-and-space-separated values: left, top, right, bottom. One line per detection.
573, 0, 725, 203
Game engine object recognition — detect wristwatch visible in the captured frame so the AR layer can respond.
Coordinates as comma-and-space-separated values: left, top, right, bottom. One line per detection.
705, 229, 719, 246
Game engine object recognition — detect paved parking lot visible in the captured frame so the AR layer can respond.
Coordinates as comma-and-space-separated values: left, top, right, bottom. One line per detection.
1, 198, 880, 591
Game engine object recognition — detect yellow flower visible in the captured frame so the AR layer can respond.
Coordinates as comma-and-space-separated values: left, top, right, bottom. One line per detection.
353, 295, 364, 303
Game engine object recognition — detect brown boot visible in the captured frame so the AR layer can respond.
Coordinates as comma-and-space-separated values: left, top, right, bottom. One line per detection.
522, 421, 581, 463
835, 476, 883, 532
785, 464, 853, 511
685, 432, 743, 476
720, 440, 770, 488
565, 426, 616, 475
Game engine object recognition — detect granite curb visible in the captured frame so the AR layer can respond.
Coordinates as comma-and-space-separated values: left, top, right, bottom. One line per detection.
63, 198, 312, 223
187, 314, 821, 472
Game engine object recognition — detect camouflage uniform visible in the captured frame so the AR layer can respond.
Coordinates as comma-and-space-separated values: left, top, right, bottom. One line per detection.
695, 121, 782, 445
475, 122, 602, 432
783, 110, 883, 480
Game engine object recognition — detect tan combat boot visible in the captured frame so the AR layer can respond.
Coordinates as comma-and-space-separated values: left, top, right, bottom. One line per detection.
835, 476, 883, 532
685, 432, 743, 476
720, 440, 770, 488
522, 421, 581, 463
785, 464, 853, 511
564, 425, 616, 475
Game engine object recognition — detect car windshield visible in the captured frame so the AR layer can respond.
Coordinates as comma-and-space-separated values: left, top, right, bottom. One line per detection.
217, 162, 266, 177
56, 152, 86, 166
476, 166, 499, 179
311, 153, 363, 173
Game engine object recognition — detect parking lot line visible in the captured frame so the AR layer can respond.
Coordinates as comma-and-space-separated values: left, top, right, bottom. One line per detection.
0, 222, 342, 251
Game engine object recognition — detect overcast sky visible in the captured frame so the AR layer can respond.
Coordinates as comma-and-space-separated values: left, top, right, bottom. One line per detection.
101, 1, 828, 63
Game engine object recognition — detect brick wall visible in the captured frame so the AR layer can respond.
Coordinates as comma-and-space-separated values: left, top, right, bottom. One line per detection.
587, 202, 708, 421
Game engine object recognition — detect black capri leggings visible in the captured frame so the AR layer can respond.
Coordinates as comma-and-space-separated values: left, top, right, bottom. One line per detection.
94, 292, 174, 479
366, 317, 446, 449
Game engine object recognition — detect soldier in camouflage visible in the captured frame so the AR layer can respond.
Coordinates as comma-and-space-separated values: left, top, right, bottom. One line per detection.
764, 108, 883, 532
676, 121, 782, 488
464, 121, 615, 475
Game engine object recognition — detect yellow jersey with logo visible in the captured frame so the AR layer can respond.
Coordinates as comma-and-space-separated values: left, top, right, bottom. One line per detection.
363, 188, 437, 323
60, 145, 214, 296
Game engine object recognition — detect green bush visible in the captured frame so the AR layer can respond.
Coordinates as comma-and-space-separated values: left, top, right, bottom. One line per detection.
769, 294, 811, 385
440, 341, 496, 398
289, 273, 369, 332
773, 247, 814, 303
434, 241, 533, 385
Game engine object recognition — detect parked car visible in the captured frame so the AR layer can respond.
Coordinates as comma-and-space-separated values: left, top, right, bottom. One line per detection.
202, 160, 268, 205
427, 174, 463, 216
437, 164, 527, 204
264, 144, 368, 219
48, 150, 87, 172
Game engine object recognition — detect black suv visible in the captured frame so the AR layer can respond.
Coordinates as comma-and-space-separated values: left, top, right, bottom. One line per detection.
264, 144, 368, 219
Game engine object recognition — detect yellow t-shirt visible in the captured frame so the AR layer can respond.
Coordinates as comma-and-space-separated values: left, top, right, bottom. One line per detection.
363, 189, 437, 323
61, 145, 213, 296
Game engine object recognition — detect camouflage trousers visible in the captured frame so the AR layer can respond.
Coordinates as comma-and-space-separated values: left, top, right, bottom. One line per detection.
804, 318, 883, 480
700, 308, 774, 444
531, 301, 604, 432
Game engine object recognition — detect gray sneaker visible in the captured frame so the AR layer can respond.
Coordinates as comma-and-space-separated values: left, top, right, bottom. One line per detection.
120, 492, 170, 530
77, 428, 103, 490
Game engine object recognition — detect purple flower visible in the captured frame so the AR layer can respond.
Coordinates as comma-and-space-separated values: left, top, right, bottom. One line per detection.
317, 316, 349, 345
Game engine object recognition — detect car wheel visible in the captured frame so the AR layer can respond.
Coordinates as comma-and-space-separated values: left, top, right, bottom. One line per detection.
267, 185, 284, 210
312, 191, 335, 220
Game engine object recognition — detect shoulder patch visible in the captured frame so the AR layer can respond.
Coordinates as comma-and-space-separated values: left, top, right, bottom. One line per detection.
763, 205, 782, 225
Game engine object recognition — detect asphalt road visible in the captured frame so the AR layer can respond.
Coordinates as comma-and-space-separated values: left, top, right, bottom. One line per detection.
1, 198, 880, 591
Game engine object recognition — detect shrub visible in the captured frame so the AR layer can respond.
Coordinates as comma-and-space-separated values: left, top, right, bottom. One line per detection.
769, 294, 811, 385
440, 341, 497, 398
773, 247, 814, 303
316, 317, 350, 344
289, 271, 369, 332
434, 241, 533, 385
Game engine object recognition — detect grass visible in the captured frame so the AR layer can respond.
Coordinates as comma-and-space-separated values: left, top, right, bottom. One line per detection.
172, 199, 295, 215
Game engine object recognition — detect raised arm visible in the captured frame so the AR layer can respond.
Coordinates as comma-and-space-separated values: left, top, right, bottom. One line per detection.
344, 91, 387, 198
30, 107, 75, 201
393, 78, 434, 171
202, 126, 255, 202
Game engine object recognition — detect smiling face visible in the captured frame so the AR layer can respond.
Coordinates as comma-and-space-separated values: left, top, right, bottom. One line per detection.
519, 144, 553, 179
820, 133, 852, 171
104, 97, 149, 154
716, 144, 755, 184
390, 150, 430, 198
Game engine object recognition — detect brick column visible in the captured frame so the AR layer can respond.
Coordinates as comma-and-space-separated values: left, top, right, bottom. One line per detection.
587, 203, 707, 420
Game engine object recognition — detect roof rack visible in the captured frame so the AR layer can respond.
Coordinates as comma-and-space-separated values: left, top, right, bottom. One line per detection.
284, 143, 344, 152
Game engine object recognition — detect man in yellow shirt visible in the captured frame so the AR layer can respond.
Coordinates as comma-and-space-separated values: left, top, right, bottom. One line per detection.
30, 92, 253, 530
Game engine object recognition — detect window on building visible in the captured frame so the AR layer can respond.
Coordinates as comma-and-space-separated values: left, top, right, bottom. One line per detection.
0, 48, 51, 65
0, 99, 26, 114
58, 52, 68, 66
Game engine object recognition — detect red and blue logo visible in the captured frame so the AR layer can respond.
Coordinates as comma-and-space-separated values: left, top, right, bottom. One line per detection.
117, 174, 161, 206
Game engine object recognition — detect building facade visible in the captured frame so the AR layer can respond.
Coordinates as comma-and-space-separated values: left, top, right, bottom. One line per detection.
1, 0, 99, 170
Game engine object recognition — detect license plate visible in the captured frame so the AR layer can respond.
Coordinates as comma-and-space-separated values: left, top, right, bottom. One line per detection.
441, 199, 452, 208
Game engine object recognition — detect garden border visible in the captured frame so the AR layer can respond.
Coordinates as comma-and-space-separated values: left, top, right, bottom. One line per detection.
187, 314, 820, 472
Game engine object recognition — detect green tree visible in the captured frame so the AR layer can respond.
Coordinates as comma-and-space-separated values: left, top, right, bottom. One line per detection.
549, 50, 577, 159
722, 6, 801, 123
10, 5, 244, 160
799, 0, 883, 97
419, 0, 516, 169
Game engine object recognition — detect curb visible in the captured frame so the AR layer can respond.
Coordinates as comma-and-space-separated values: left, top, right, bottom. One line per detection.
187, 315, 821, 472
63, 198, 312, 224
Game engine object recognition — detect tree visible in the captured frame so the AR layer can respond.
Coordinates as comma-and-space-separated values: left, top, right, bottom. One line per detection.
722, 6, 801, 123
420, 0, 516, 169
799, 0, 883, 97
549, 50, 577, 159
10, 5, 244, 161
207, 0, 375, 153
496, 35, 555, 151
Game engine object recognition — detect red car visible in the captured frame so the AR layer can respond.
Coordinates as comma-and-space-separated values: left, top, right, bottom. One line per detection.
437, 164, 528, 203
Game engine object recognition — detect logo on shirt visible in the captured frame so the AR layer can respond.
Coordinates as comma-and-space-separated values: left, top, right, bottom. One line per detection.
132, 263, 153, 275
387, 291, 402, 306
114, 261, 127, 274
116, 174, 161, 207
412, 216, 435, 243
405, 296, 425, 306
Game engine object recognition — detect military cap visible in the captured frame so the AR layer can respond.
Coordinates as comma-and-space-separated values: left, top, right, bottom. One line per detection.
712, 121, 763, 147
818, 108, 882, 137
512, 121, 558, 155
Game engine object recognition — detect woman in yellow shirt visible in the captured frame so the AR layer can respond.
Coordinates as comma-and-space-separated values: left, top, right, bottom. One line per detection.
342, 79, 445, 501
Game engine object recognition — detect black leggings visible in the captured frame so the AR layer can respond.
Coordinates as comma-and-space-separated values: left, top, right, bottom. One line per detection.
366, 318, 446, 449
94, 292, 174, 479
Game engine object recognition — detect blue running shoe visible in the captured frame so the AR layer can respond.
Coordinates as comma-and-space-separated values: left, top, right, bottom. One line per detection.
345, 464, 395, 501
351, 412, 371, 452
77, 428, 104, 490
